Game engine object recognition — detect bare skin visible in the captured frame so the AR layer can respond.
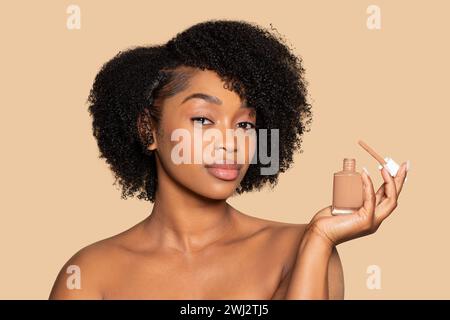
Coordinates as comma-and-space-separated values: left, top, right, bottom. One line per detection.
49, 208, 344, 299
49, 66, 406, 300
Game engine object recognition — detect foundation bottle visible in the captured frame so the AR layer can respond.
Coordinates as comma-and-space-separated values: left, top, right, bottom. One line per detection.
331, 158, 364, 215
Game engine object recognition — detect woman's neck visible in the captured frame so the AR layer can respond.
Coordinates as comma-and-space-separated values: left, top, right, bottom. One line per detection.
143, 168, 237, 254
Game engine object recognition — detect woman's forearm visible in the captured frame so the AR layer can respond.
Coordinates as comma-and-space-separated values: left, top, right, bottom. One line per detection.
284, 228, 334, 299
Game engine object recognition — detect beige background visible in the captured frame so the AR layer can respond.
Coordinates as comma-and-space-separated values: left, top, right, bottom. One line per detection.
1, 0, 448, 299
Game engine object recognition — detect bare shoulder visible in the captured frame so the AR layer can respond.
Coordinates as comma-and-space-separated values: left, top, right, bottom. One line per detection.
48, 228, 135, 300
234, 209, 308, 242
239, 213, 345, 299
234, 210, 308, 263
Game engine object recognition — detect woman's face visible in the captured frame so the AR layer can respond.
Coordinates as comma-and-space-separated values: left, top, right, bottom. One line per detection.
152, 69, 257, 200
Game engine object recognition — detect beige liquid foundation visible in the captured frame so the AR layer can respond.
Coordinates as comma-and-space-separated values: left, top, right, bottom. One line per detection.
331, 158, 364, 215
331, 140, 404, 215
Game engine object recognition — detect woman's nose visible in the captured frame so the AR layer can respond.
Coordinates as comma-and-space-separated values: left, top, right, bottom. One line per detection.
214, 123, 238, 153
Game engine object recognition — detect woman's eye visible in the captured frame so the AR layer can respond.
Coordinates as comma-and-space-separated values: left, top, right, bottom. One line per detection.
237, 122, 256, 130
191, 117, 213, 125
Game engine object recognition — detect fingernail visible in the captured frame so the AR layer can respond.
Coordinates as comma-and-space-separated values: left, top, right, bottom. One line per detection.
406, 160, 410, 172
362, 166, 370, 176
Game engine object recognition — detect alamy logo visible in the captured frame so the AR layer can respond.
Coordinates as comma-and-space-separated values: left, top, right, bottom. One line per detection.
66, 4, 81, 30
66, 265, 81, 290
367, 5, 381, 30
169, 123, 280, 175
366, 264, 382, 290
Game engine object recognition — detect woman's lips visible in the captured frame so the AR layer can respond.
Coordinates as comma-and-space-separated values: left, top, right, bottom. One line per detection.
204, 163, 242, 181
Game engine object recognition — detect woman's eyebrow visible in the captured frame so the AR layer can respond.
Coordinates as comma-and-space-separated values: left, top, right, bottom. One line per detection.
180, 92, 248, 109
181, 93, 222, 106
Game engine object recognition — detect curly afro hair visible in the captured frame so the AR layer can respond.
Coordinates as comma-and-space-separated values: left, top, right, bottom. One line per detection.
87, 19, 313, 202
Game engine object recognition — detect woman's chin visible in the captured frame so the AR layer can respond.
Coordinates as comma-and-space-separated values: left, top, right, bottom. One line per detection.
192, 178, 241, 201
199, 184, 239, 200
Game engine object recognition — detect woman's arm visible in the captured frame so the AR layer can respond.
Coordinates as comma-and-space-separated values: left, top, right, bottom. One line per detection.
328, 245, 345, 299
283, 226, 335, 299
271, 227, 344, 300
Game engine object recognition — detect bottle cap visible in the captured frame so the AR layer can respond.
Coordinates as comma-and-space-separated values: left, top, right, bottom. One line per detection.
377, 157, 400, 177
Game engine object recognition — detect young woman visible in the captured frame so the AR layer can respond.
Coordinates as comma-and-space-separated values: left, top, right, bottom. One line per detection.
49, 19, 408, 300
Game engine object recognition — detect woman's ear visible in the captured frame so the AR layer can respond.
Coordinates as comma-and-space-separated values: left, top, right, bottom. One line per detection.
137, 108, 158, 153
